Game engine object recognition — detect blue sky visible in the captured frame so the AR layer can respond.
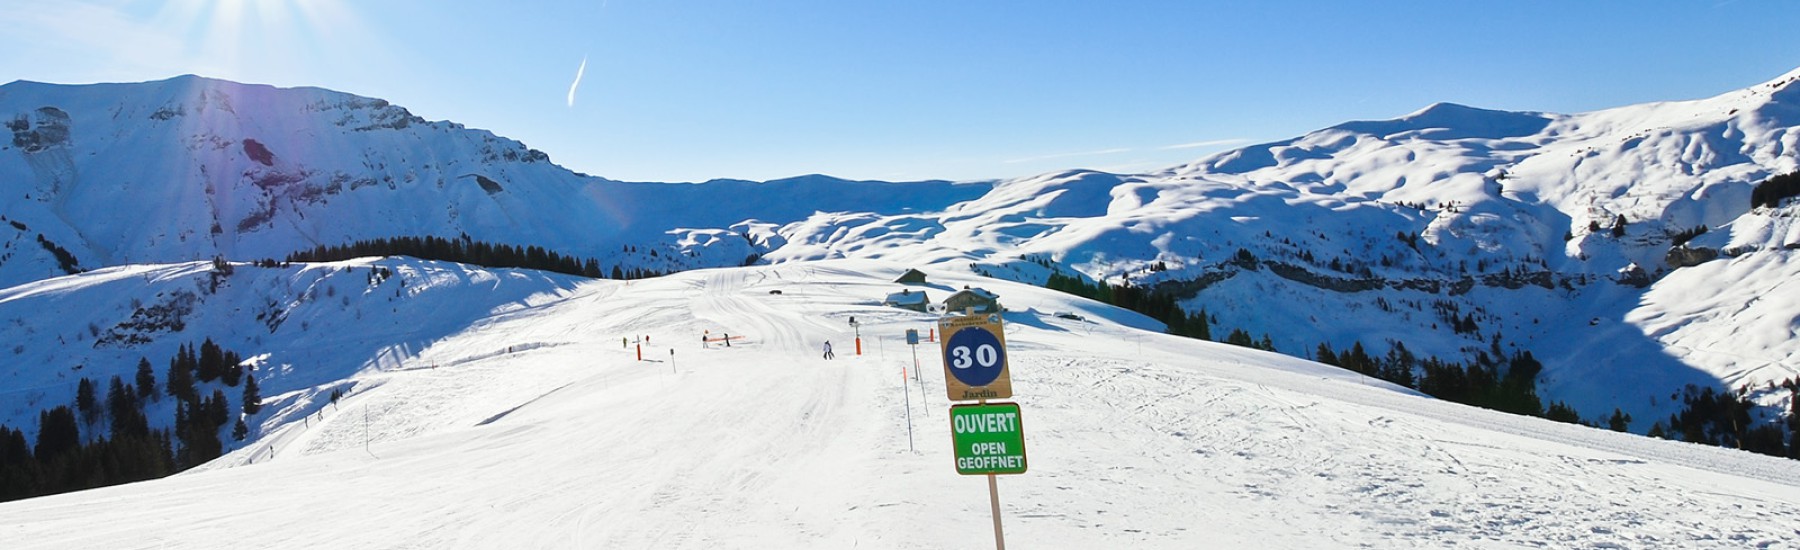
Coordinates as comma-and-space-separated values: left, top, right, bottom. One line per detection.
4, 0, 1799, 183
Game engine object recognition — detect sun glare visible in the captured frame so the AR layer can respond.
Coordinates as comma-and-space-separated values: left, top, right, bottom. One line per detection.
135, 0, 364, 80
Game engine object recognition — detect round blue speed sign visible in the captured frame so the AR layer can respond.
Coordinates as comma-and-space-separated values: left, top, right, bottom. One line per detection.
944, 325, 1006, 387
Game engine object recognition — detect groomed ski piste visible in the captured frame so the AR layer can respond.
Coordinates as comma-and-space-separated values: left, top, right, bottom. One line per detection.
3, 259, 1799, 549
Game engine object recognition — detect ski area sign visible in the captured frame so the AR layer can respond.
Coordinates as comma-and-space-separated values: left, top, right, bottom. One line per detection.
950, 402, 1028, 475
938, 313, 1013, 401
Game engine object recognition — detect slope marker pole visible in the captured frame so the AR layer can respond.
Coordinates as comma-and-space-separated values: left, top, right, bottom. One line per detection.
902, 366, 914, 452
364, 404, 376, 459
910, 340, 928, 416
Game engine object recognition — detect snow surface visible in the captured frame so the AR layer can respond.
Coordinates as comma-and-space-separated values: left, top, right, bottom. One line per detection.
2, 259, 1798, 549
6, 68, 1800, 547
7, 69, 1800, 430
0, 258, 588, 439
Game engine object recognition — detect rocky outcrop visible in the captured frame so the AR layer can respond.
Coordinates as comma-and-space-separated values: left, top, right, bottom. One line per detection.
1154, 259, 1576, 300
1477, 270, 1555, 290
7, 107, 71, 153
1266, 261, 1386, 292
1616, 263, 1652, 288
1666, 245, 1720, 268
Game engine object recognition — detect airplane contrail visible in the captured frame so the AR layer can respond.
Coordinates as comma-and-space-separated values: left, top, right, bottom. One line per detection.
566, 55, 588, 107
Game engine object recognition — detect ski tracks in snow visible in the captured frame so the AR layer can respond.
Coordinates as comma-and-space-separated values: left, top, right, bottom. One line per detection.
1012, 340, 1800, 548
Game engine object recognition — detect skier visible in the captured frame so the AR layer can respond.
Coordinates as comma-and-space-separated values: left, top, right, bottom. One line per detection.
724, 333, 731, 347
823, 341, 834, 360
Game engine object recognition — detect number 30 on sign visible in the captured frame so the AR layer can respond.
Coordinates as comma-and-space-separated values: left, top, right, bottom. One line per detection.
938, 313, 1013, 401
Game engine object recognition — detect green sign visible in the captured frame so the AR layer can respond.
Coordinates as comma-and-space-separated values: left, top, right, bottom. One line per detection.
950, 402, 1027, 475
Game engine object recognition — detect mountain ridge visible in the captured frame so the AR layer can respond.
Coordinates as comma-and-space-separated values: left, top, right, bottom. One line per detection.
3, 67, 1799, 441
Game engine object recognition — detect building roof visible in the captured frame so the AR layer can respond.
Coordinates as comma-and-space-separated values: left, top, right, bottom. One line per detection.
884, 289, 929, 305
946, 287, 998, 301
894, 268, 928, 283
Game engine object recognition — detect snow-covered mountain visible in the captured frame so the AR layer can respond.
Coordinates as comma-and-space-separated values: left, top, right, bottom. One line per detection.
4, 69, 1800, 545
751, 67, 1800, 429
0, 75, 988, 288
4, 68, 1800, 448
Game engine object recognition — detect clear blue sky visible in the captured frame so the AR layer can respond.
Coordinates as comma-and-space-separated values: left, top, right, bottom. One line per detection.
4, 0, 1799, 183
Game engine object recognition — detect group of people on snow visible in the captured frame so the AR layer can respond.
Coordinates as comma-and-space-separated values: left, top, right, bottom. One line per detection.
628, 331, 844, 360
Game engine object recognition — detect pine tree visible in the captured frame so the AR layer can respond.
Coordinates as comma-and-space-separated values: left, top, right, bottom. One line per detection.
242, 374, 262, 415
208, 389, 230, 428
1607, 408, 1633, 432
166, 352, 196, 403
1342, 342, 1374, 376
1379, 343, 1418, 388
174, 401, 195, 466
107, 376, 149, 441
135, 357, 157, 400
197, 338, 223, 383
1751, 172, 1800, 208
75, 378, 98, 426
105, 377, 132, 433
222, 350, 244, 387
1314, 342, 1340, 366
0, 426, 29, 467
34, 406, 80, 461
0, 426, 29, 502
1545, 401, 1582, 424
174, 398, 224, 467
232, 418, 248, 441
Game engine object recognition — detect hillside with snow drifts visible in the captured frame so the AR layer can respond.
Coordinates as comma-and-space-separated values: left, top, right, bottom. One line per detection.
0, 258, 591, 452
4, 69, 1800, 438
2, 260, 1800, 549
0, 75, 986, 289
749, 69, 1800, 431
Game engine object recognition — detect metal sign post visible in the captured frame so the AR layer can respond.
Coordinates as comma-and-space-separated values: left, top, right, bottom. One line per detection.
903, 328, 920, 451
902, 365, 914, 452
907, 329, 928, 415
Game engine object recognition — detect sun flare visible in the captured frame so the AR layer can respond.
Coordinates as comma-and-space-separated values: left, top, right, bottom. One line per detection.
135, 0, 363, 78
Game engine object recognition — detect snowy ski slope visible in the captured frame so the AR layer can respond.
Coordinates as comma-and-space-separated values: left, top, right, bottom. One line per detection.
1, 260, 1796, 549
7, 69, 1800, 430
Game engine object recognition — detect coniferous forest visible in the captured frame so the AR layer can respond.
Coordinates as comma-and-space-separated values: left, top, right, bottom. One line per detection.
1040, 269, 1800, 460
286, 235, 667, 280
0, 340, 258, 502
1749, 171, 1800, 209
